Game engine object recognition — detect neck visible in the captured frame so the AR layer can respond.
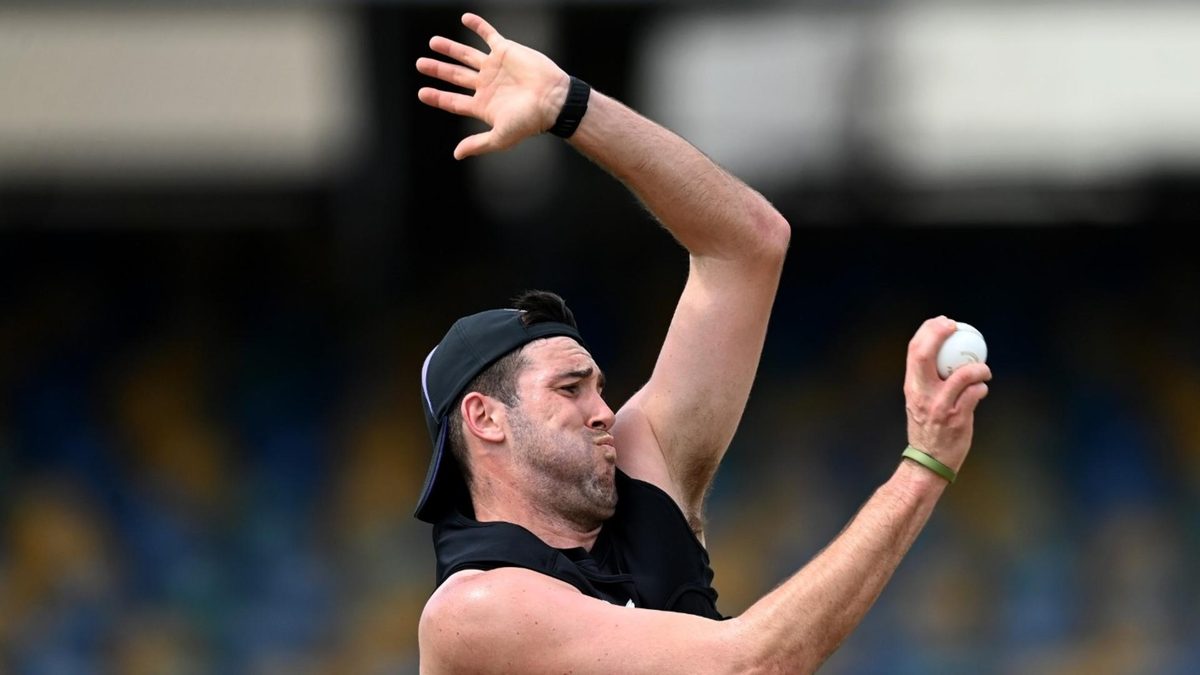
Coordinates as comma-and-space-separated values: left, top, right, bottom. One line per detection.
471, 475, 603, 551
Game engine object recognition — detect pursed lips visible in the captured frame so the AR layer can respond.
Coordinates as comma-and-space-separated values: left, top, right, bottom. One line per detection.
594, 435, 617, 461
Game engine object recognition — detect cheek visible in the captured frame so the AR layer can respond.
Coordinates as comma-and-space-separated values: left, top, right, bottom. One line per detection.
523, 395, 567, 427
520, 391, 590, 430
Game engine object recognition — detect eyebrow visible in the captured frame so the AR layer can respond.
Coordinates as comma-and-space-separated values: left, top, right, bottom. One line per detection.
556, 367, 606, 389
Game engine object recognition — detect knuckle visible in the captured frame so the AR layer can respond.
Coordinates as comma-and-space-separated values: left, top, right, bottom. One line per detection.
907, 397, 931, 422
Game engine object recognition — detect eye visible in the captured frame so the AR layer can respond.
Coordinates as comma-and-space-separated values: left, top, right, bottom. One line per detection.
559, 383, 580, 396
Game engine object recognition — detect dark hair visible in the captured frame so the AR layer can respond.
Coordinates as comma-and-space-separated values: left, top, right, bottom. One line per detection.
510, 289, 577, 330
446, 290, 579, 486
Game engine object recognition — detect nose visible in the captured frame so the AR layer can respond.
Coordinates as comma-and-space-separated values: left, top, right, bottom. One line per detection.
589, 394, 616, 432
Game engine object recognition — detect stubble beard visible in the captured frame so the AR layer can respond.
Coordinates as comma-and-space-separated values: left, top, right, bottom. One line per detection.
507, 407, 617, 530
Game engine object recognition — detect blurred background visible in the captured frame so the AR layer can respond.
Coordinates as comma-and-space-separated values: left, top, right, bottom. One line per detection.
2, 2, 1198, 673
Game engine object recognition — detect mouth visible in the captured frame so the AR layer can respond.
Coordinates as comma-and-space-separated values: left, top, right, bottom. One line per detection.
595, 435, 617, 461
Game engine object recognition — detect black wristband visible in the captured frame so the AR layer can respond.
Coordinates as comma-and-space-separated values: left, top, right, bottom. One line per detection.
548, 76, 591, 138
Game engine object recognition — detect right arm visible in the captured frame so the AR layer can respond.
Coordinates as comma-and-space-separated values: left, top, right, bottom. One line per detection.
421, 465, 942, 675
420, 318, 992, 674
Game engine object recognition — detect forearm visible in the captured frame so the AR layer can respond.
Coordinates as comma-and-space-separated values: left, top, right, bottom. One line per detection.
568, 91, 789, 262
734, 461, 947, 674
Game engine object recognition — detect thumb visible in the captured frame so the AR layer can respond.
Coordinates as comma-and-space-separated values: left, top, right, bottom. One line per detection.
454, 131, 495, 160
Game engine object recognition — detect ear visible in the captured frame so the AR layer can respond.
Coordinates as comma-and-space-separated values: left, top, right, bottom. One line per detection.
460, 392, 507, 445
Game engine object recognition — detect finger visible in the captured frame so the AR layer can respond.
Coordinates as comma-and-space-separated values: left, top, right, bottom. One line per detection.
954, 381, 990, 414
416, 57, 478, 91
417, 87, 477, 118
429, 35, 486, 70
462, 13, 504, 50
454, 131, 496, 160
931, 363, 991, 413
906, 316, 957, 390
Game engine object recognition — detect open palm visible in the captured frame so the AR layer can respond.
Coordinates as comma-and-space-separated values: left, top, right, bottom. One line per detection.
416, 13, 570, 159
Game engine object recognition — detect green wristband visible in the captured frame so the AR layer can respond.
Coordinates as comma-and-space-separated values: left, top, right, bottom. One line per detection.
902, 445, 957, 484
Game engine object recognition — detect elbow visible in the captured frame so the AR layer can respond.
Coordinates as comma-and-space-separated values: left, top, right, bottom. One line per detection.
723, 616, 822, 675
710, 617, 766, 675
741, 651, 822, 675
753, 208, 791, 265
714, 617, 779, 675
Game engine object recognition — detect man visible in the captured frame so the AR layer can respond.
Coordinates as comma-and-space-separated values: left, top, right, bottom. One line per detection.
414, 13, 991, 674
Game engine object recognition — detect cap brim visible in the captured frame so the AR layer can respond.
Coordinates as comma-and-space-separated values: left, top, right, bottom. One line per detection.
414, 422, 461, 523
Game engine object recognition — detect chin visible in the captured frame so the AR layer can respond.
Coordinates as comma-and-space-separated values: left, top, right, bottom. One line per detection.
586, 480, 618, 521
600, 488, 618, 518
592, 497, 617, 522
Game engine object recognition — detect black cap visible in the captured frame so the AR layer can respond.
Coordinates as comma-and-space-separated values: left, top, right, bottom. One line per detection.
415, 308, 585, 523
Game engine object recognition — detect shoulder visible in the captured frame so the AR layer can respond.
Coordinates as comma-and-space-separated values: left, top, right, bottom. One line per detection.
418, 567, 580, 672
613, 401, 690, 515
421, 566, 570, 629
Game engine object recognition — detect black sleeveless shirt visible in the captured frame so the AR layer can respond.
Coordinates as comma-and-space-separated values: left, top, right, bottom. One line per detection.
432, 470, 724, 619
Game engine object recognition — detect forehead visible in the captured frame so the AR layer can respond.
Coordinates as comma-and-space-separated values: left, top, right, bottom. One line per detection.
519, 336, 597, 377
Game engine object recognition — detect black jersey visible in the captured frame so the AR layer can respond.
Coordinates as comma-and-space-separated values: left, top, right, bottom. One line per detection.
432, 469, 724, 619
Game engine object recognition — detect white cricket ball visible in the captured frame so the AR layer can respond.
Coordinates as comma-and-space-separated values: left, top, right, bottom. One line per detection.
937, 322, 987, 379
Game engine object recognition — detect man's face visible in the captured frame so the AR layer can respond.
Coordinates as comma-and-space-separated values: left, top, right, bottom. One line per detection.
505, 336, 618, 527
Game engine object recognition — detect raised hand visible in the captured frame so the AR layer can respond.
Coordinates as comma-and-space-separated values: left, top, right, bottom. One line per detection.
903, 317, 992, 473
416, 13, 571, 160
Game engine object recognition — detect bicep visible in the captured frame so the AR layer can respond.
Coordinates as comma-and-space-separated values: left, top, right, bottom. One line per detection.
420, 568, 746, 675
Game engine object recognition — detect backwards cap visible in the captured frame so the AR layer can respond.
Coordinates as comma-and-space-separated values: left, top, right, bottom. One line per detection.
415, 307, 584, 523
